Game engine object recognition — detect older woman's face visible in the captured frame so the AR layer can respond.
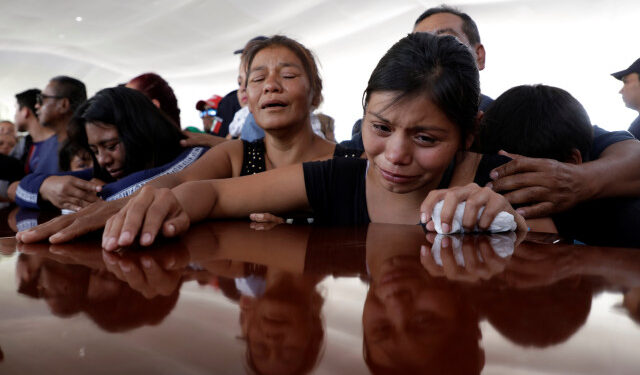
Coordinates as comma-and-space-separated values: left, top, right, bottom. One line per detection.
246, 46, 314, 132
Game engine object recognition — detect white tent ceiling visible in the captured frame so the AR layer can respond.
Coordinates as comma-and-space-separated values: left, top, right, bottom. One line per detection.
1, 0, 639, 141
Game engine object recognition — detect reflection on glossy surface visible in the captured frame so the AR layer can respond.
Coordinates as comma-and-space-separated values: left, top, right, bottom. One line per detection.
1, 220, 640, 374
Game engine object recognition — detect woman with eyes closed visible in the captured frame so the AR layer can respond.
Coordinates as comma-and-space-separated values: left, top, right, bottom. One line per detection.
17, 35, 360, 243
14, 86, 207, 211
96, 32, 528, 251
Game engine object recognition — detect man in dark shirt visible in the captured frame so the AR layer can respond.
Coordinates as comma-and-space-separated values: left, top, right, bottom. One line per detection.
611, 58, 640, 139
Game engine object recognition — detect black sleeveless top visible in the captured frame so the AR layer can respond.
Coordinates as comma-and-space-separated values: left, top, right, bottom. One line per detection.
240, 138, 361, 176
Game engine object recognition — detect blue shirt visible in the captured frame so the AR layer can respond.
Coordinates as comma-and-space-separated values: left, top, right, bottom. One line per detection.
240, 113, 265, 142
15, 147, 208, 209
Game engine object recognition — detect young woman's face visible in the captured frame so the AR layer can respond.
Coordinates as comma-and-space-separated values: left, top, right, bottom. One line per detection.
246, 46, 313, 131
86, 121, 126, 179
362, 91, 462, 194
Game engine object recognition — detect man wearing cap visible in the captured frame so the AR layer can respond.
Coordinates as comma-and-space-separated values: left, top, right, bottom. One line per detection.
195, 94, 224, 136
612, 58, 640, 139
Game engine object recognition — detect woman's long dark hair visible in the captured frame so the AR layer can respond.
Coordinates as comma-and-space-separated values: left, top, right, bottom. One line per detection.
68, 86, 185, 182
363, 32, 480, 145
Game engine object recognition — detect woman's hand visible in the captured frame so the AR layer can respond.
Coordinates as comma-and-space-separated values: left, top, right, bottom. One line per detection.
40, 175, 103, 211
16, 199, 125, 244
102, 186, 191, 251
420, 183, 527, 233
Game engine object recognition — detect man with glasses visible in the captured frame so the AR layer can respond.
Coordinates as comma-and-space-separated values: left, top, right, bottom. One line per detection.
7, 76, 87, 206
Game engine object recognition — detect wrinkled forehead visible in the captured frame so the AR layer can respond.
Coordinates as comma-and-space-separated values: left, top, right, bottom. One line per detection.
413, 12, 470, 47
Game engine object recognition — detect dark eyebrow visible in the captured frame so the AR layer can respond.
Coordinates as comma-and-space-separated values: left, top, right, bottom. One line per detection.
367, 110, 448, 132
368, 110, 391, 124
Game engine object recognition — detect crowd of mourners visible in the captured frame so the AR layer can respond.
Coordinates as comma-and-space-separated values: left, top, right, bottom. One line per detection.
2, 5, 640, 248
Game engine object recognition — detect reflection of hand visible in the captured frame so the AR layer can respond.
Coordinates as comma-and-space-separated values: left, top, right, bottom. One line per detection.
420, 233, 516, 282
488, 150, 587, 218
103, 186, 191, 251
249, 213, 284, 231
40, 175, 103, 211
17, 241, 105, 269
16, 199, 125, 244
0, 237, 17, 256
420, 182, 527, 232
102, 247, 189, 299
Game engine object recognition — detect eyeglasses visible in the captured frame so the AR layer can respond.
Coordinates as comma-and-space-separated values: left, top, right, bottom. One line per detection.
199, 108, 217, 118
36, 93, 64, 105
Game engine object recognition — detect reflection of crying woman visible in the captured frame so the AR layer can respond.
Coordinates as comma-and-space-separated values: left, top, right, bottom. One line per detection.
238, 271, 325, 375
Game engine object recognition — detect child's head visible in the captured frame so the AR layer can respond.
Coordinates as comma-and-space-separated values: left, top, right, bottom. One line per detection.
59, 140, 93, 171
476, 84, 593, 163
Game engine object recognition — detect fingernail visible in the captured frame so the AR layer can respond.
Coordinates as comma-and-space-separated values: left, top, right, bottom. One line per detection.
167, 224, 175, 235
516, 208, 526, 216
166, 257, 175, 268
420, 212, 427, 224
420, 245, 427, 256
119, 261, 131, 272
486, 182, 493, 189
490, 171, 498, 180
442, 223, 450, 233
50, 233, 61, 241
104, 254, 117, 265
442, 236, 450, 247
119, 231, 131, 245
141, 233, 152, 245
105, 237, 116, 250
142, 257, 152, 268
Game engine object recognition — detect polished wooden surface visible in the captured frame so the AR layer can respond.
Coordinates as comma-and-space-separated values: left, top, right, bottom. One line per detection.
1, 215, 640, 374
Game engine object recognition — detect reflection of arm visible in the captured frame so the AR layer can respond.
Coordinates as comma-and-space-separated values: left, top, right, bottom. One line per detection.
186, 222, 311, 274
574, 246, 640, 289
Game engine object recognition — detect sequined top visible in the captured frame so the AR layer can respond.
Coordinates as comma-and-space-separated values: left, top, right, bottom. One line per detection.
240, 138, 361, 176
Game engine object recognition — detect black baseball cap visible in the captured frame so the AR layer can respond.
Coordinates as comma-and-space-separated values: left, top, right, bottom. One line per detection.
612, 58, 640, 80
233, 36, 268, 55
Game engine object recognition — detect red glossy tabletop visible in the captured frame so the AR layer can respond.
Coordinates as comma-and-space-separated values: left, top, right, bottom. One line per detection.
1, 219, 639, 374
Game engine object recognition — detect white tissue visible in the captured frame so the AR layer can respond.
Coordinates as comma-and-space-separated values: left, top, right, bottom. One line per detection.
431, 201, 516, 234
430, 232, 516, 266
